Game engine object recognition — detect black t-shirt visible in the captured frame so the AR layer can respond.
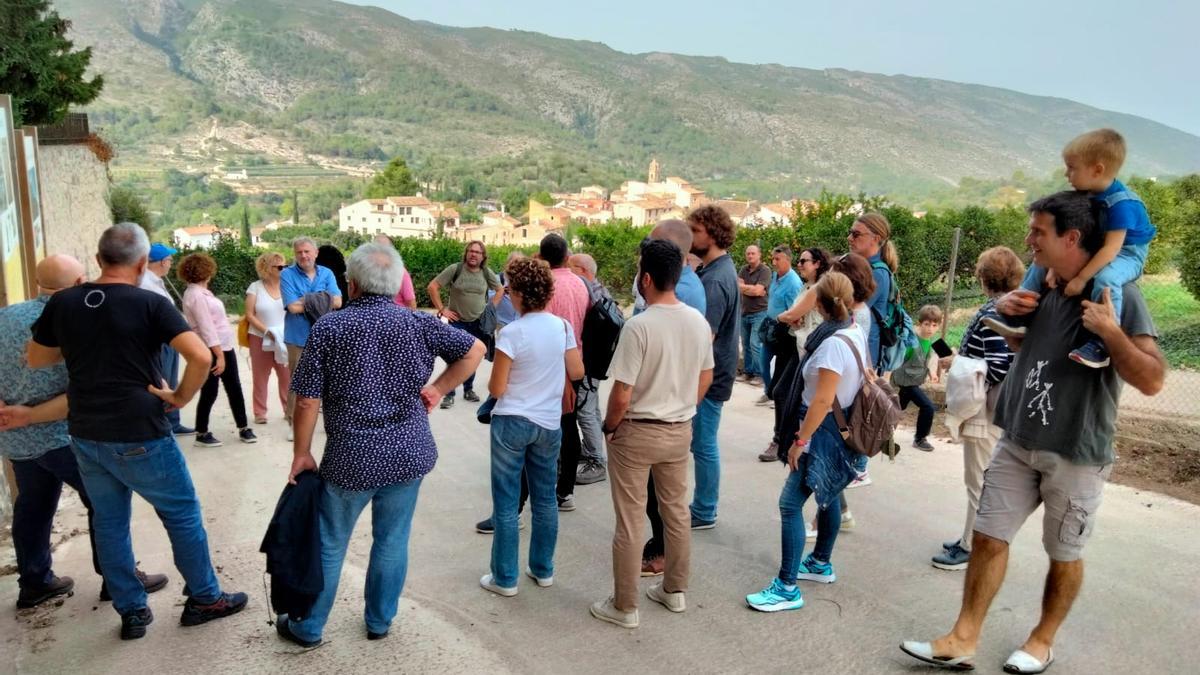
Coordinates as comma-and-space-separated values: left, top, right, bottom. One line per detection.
32, 283, 192, 442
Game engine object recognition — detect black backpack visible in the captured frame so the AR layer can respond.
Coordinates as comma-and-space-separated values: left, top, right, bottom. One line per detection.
581, 292, 625, 380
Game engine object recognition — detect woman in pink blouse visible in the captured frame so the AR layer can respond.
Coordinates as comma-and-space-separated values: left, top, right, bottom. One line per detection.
178, 253, 256, 447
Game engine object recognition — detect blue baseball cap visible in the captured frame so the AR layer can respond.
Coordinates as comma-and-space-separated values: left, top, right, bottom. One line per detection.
149, 243, 177, 262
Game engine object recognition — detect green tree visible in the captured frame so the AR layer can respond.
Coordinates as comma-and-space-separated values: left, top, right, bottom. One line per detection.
240, 203, 252, 244
366, 157, 418, 199
531, 190, 554, 206
501, 186, 529, 216
291, 189, 300, 224
108, 186, 152, 235
0, 0, 104, 126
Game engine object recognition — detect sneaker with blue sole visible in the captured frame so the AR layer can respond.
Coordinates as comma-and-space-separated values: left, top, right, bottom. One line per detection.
1069, 339, 1110, 368
746, 578, 804, 612
796, 554, 836, 583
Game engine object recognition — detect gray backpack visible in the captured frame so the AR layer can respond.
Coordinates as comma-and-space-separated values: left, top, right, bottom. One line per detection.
890, 347, 929, 388
831, 335, 902, 459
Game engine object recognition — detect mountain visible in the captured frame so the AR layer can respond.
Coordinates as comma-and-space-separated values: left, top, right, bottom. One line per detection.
52, 0, 1200, 196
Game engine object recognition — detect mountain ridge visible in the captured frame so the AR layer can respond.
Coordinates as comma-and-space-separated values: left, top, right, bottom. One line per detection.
54, 0, 1200, 196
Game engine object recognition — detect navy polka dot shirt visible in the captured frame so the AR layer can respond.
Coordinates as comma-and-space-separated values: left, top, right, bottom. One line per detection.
291, 294, 477, 490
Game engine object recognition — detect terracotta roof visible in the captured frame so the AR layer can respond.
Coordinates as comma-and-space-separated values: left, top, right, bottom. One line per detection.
634, 198, 674, 210
683, 186, 705, 194
441, 209, 460, 219
367, 199, 386, 206
178, 225, 220, 235
714, 200, 756, 218
761, 203, 792, 216
387, 196, 433, 207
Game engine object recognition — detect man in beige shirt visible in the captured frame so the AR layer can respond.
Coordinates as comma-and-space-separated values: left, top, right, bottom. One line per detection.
590, 239, 714, 630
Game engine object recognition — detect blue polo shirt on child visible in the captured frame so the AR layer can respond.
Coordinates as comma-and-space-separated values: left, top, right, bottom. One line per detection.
1096, 179, 1156, 245
280, 263, 342, 347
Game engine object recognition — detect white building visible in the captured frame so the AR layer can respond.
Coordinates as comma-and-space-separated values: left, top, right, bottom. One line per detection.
338, 196, 460, 239
173, 224, 223, 248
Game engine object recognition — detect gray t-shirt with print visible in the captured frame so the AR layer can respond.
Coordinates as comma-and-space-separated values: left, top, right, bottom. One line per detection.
994, 281, 1156, 465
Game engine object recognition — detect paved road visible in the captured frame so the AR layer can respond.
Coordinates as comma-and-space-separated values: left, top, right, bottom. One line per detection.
3, 355, 1198, 674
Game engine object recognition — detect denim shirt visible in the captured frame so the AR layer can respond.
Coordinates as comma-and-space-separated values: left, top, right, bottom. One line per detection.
0, 297, 70, 459
796, 404, 859, 509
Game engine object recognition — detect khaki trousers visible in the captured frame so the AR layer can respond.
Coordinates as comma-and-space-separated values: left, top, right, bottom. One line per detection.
607, 419, 692, 612
286, 345, 304, 422
961, 423, 1002, 551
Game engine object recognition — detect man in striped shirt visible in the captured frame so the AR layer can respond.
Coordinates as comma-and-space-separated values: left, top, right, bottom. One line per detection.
932, 247, 1024, 570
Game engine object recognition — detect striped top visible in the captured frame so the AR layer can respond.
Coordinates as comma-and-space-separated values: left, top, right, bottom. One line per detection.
959, 298, 1014, 385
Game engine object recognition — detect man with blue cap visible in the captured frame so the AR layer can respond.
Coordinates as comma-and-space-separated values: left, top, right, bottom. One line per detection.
139, 242, 194, 435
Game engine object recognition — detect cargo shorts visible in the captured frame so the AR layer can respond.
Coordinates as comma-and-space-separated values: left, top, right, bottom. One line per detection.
973, 436, 1112, 562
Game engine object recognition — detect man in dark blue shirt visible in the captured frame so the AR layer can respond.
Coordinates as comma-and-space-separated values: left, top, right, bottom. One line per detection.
278, 242, 484, 647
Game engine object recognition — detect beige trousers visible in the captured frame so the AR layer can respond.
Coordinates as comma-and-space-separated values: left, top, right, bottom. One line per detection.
607, 419, 692, 611
961, 423, 1002, 551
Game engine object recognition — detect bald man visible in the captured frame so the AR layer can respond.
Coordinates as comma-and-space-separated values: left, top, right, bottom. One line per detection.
567, 253, 613, 484
0, 255, 167, 609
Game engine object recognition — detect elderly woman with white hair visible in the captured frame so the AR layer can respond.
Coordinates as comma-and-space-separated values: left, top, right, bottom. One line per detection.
277, 243, 486, 648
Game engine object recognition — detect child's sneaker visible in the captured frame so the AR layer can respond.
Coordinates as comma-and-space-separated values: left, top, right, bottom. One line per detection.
795, 554, 836, 584
981, 316, 1026, 338
746, 578, 804, 612
1069, 340, 1110, 368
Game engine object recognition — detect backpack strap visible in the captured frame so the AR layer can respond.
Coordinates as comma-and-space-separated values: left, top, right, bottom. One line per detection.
828, 333, 868, 439
451, 262, 464, 286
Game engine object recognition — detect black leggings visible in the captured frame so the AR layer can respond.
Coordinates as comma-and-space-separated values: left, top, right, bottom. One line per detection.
195, 349, 249, 433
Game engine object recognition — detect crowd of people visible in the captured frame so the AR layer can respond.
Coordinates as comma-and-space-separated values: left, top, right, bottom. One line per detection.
0, 128, 1167, 673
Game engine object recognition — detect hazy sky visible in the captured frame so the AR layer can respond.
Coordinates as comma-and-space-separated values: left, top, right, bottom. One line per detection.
347, 0, 1200, 136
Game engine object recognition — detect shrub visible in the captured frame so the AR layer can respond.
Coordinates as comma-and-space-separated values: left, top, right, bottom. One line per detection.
576, 220, 650, 301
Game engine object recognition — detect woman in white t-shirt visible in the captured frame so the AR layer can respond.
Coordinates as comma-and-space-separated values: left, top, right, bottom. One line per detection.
481, 258, 585, 597
245, 252, 291, 425
746, 271, 867, 613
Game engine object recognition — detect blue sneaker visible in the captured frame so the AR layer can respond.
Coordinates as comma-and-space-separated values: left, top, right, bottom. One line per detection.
746, 578, 804, 612
1069, 339, 1110, 368
796, 554, 836, 584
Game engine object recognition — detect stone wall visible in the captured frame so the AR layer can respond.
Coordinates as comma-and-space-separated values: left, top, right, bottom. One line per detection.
38, 143, 111, 278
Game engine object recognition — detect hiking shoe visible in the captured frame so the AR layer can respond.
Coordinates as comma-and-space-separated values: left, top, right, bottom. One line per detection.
479, 574, 517, 597
239, 428, 258, 444
120, 607, 154, 640
367, 629, 388, 641
641, 555, 665, 577
558, 495, 576, 512
100, 567, 168, 601
796, 554, 837, 584
194, 432, 223, 448
691, 516, 716, 530
180, 591, 248, 626
1069, 340, 1111, 369
525, 567, 553, 588
943, 538, 963, 551
576, 461, 607, 485
758, 441, 779, 462
746, 578, 804, 612
646, 582, 686, 613
590, 597, 639, 628
846, 471, 872, 489
747, 376, 763, 387
913, 437, 935, 452
440, 395, 455, 409
932, 542, 971, 571
172, 425, 196, 436
463, 389, 481, 403
754, 394, 772, 407
16, 575, 74, 609
275, 615, 322, 648
982, 316, 1026, 338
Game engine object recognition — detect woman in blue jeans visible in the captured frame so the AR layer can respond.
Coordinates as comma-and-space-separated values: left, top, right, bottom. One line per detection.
480, 258, 585, 596
746, 272, 867, 612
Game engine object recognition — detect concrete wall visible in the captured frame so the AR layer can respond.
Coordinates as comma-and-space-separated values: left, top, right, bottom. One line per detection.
38, 143, 111, 279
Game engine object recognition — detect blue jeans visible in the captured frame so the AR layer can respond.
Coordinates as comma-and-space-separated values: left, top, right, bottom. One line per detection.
160, 344, 181, 428
490, 415, 562, 587
689, 398, 724, 523
71, 436, 221, 615
290, 478, 424, 641
11, 446, 102, 589
740, 311, 765, 376
778, 461, 841, 583
1021, 243, 1147, 318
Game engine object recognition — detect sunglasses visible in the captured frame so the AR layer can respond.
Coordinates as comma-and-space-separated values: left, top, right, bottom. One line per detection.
848, 229, 872, 240
272, 265, 286, 270
798, 257, 813, 264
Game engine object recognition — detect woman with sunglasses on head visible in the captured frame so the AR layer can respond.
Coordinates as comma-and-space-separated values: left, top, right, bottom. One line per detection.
245, 252, 291, 425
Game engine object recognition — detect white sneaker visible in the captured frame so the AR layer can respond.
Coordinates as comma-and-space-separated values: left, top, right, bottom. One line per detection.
841, 511, 856, 530
646, 582, 685, 613
845, 472, 872, 489
479, 573, 517, 597
589, 597, 639, 628
525, 567, 553, 588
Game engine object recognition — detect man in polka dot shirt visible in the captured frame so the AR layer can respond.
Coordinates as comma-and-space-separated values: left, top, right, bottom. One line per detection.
277, 243, 485, 647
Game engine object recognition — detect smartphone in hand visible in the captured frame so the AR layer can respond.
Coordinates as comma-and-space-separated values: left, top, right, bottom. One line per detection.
931, 338, 953, 359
